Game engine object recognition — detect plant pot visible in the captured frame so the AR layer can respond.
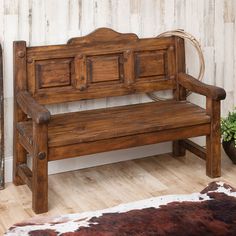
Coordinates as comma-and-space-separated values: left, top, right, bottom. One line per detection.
222, 140, 236, 164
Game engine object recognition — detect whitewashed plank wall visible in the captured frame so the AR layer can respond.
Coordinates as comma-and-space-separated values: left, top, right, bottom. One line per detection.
1, 0, 235, 182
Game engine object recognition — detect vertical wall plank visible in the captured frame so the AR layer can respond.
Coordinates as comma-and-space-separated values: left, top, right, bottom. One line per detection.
234, 2, 236, 106
140, 0, 156, 37
31, 0, 46, 45
0, 0, 4, 43
80, 0, 95, 34
214, 0, 225, 88
224, 23, 234, 92
45, 0, 69, 44
18, 0, 31, 42
130, 0, 141, 35
68, 0, 80, 36
163, 0, 176, 30
175, 0, 186, 30
203, 0, 215, 47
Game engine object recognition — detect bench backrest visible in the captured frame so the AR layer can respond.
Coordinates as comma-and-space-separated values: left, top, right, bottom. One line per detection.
14, 28, 185, 105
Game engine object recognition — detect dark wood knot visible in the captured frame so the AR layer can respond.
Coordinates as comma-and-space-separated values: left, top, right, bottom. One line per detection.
38, 152, 46, 160
125, 50, 131, 56
27, 58, 33, 63
17, 51, 25, 58
79, 85, 86, 91
77, 54, 83, 59
169, 46, 174, 51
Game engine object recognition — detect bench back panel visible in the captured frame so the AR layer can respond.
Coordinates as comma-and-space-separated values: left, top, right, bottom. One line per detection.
15, 28, 185, 105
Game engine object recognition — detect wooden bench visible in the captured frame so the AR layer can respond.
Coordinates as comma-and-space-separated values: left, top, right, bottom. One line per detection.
13, 28, 226, 213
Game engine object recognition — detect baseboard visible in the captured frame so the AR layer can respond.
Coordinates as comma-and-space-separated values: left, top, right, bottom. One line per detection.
5, 142, 172, 183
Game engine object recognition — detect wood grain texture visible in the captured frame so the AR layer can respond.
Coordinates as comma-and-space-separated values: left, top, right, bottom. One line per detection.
13, 27, 225, 213
1, 151, 236, 235
172, 37, 186, 157
2, 1, 235, 179
206, 98, 221, 177
47, 124, 210, 161
17, 101, 211, 148
182, 139, 206, 160
16, 91, 50, 124
13, 41, 28, 186
0, 44, 3, 189
32, 122, 48, 213
22, 32, 178, 105
178, 73, 226, 101
17, 164, 32, 190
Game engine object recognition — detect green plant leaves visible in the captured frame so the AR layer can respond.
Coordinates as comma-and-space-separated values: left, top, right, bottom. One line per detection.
221, 108, 236, 147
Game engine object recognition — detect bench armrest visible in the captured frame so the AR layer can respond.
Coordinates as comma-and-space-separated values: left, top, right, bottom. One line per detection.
16, 91, 51, 124
178, 73, 226, 101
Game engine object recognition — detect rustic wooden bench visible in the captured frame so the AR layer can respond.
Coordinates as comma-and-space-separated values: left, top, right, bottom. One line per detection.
13, 28, 226, 213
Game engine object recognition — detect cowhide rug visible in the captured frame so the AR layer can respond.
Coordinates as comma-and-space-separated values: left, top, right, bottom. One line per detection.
5, 181, 236, 236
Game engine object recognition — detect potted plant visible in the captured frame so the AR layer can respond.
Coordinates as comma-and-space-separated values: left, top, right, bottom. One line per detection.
221, 108, 236, 164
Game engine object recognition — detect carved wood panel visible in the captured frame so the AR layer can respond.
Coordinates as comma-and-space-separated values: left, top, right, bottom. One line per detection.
87, 54, 123, 84
35, 58, 73, 89
135, 51, 166, 79
25, 28, 181, 105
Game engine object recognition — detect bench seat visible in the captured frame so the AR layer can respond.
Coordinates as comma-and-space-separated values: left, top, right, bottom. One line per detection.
17, 100, 210, 150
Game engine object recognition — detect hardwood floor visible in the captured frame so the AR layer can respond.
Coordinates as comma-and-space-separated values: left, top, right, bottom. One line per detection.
1, 150, 236, 234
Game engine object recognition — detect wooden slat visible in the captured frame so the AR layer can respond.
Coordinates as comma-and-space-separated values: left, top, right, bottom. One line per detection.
17, 101, 211, 148
18, 131, 33, 156
48, 124, 210, 161
34, 79, 175, 105
17, 164, 32, 190
26, 36, 174, 57
182, 139, 206, 160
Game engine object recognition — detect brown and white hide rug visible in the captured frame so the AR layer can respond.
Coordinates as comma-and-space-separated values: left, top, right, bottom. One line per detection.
5, 181, 236, 236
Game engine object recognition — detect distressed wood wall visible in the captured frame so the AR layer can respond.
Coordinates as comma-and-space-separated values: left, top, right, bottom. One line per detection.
0, 0, 235, 165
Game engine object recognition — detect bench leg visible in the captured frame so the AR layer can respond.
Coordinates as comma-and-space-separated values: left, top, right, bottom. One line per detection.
13, 141, 27, 185
32, 123, 48, 213
13, 41, 28, 185
172, 140, 186, 157
206, 99, 221, 178
13, 103, 28, 185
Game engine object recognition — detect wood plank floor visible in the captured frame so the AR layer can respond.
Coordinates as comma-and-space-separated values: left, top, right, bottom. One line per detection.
1, 150, 236, 234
